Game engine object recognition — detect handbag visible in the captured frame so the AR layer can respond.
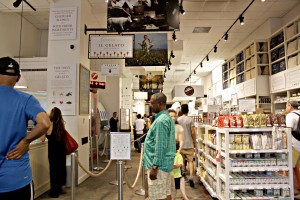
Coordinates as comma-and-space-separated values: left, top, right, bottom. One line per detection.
64, 130, 78, 155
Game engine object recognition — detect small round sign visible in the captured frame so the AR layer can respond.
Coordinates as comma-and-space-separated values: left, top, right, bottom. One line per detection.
184, 86, 194, 96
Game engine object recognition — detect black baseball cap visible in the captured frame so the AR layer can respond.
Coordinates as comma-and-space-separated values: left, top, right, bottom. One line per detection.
0, 57, 20, 76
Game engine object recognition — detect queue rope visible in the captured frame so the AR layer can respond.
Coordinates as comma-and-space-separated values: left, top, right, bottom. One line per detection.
75, 156, 112, 177
123, 146, 144, 189
132, 133, 146, 142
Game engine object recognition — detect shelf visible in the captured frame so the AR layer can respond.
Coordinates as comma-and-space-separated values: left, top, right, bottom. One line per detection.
286, 32, 300, 43
229, 184, 290, 190
257, 51, 268, 54
287, 49, 300, 58
245, 66, 255, 72
206, 141, 217, 149
230, 166, 289, 172
229, 149, 289, 154
205, 153, 217, 165
219, 173, 226, 182
199, 176, 217, 198
270, 43, 284, 52
220, 150, 226, 157
217, 128, 273, 133
271, 56, 285, 65
206, 167, 217, 180
196, 138, 204, 143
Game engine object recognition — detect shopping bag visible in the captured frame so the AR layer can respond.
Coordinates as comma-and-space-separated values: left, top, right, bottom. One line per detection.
64, 130, 78, 155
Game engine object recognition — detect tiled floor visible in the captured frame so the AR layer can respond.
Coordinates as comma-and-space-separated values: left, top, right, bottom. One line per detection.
36, 151, 213, 200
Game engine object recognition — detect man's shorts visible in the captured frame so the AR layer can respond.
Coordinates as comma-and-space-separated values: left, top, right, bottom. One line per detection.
147, 169, 171, 200
180, 148, 195, 162
292, 147, 300, 167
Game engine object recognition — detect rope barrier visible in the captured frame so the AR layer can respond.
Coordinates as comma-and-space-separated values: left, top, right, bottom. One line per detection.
123, 146, 144, 189
132, 134, 146, 142
75, 156, 112, 177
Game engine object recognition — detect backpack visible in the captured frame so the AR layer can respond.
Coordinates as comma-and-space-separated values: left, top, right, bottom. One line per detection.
291, 112, 300, 141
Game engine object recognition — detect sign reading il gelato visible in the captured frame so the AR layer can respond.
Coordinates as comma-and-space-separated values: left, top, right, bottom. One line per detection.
89, 34, 134, 59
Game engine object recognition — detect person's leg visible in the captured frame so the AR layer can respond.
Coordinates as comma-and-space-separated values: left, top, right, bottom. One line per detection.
179, 177, 189, 199
293, 148, 300, 193
0, 182, 34, 200
170, 177, 176, 200
185, 149, 195, 188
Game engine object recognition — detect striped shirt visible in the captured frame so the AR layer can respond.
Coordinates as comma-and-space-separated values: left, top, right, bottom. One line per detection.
142, 110, 176, 172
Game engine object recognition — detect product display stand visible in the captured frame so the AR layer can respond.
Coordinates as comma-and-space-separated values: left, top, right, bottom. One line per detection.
196, 125, 294, 200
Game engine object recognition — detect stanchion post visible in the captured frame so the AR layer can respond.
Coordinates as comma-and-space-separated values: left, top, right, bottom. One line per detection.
71, 153, 76, 200
117, 160, 123, 200
135, 143, 145, 196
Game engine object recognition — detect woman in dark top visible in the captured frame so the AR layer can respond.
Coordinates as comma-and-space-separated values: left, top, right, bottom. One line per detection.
46, 107, 67, 198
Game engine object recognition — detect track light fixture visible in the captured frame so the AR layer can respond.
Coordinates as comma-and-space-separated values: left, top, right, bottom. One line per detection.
224, 33, 228, 41
164, 74, 166, 78
168, 65, 171, 70
168, 60, 172, 66
214, 45, 218, 53
194, 70, 196, 74
13, 0, 36, 11
170, 51, 175, 58
172, 31, 177, 42
239, 15, 244, 25
179, 5, 185, 15
184, 0, 256, 83
164, 67, 167, 73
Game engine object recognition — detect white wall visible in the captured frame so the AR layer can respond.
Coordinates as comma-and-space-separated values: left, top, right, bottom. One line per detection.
0, 13, 42, 57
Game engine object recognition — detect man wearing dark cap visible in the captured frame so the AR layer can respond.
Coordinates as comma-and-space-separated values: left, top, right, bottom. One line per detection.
0, 57, 51, 200
286, 100, 300, 198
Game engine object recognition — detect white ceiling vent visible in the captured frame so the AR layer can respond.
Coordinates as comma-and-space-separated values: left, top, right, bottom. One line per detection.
193, 27, 211, 33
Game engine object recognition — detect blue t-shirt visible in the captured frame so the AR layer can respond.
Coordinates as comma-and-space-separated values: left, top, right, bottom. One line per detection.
0, 86, 45, 193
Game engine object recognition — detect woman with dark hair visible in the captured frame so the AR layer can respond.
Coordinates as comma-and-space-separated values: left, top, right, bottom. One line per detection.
46, 107, 67, 198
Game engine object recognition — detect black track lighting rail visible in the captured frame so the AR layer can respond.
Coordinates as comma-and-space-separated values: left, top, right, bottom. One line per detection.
184, 0, 256, 82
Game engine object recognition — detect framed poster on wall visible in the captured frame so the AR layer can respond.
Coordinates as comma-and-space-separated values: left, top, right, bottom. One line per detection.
79, 64, 90, 115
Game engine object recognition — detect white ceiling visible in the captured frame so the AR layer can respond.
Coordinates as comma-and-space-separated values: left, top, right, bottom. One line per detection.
1, 0, 300, 101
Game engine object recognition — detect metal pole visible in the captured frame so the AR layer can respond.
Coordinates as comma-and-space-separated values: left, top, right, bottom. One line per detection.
135, 143, 145, 196
102, 131, 110, 163
109, 161, 126, 185
90, 135, 94, 171
93, 134, 104, 171
71, 153, 76, 200
117, 160, 124, 200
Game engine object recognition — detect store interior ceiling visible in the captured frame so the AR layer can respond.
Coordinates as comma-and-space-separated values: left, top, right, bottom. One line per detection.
0, 0, 300, 100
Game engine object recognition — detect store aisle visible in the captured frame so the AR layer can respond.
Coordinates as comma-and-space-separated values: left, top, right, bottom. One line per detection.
36, 151, 213, 200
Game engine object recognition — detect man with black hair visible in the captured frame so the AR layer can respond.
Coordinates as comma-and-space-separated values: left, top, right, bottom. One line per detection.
177, 104, 196, 188
0, 57, 51, 199
109, 112, 119, 132
134, 114, 146, 153
142, 93, 176, 200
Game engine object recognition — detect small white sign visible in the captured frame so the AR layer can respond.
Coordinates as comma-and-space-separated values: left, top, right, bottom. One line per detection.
134, 92, 148, 100
238, 98, 256, 112
101, 64, 119, 76
110, 132, 131, 160
49, 7, 77, 40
